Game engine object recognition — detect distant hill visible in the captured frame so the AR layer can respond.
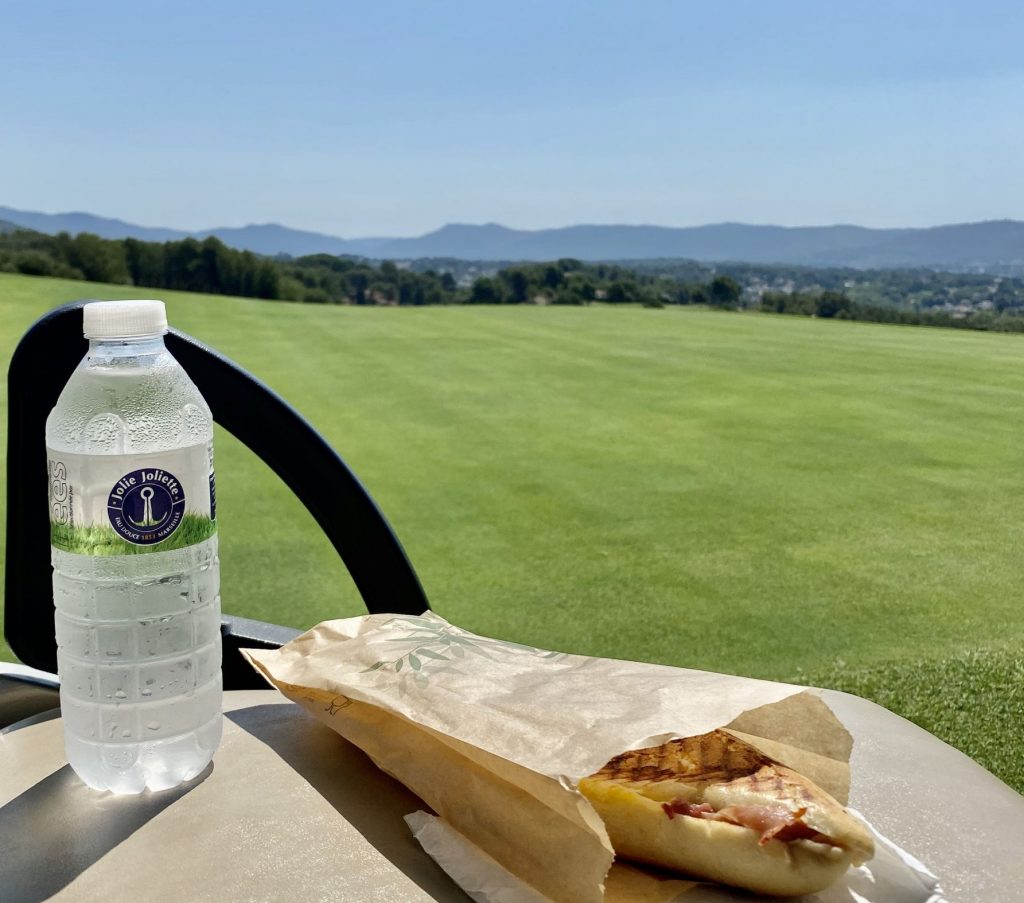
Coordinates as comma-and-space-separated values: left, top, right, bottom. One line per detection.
199, 223, 355, 256
0, 207, 184, 243
0, 206, 356, 256
2, 205, 1023, 269
359, 220, 1024, 270
0, 218, 24, 234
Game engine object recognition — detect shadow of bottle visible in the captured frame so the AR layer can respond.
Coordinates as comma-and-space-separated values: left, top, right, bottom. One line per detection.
0, 761, 211, 903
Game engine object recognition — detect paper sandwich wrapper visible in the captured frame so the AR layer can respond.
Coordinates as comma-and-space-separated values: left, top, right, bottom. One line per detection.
244, 612, 944, 903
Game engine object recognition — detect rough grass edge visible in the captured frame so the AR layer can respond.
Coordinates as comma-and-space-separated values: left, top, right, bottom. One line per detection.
796, 649, 1024, 795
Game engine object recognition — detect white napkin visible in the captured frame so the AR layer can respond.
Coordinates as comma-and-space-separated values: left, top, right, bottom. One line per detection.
405, 809, 946, 903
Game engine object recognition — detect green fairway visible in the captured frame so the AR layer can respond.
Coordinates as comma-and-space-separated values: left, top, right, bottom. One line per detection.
2, 272, 1022, 791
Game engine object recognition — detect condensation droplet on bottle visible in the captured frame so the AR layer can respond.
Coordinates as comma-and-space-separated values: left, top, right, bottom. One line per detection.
81, 412, 126, 453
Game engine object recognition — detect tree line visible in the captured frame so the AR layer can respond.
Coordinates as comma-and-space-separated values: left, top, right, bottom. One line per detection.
2, 227, 1023, 333
760, 290, 1024, 333
0, 229, 281, 298
0, 228, 741, 308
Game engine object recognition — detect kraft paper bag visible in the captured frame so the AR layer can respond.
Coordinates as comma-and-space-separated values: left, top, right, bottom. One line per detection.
244, 613, 942, 903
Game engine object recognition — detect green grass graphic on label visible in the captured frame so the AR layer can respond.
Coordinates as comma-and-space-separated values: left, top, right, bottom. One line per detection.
51, 513, 217, 555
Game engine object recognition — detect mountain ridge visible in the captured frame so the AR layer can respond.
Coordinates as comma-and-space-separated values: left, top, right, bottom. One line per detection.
2, 205, 1022, 269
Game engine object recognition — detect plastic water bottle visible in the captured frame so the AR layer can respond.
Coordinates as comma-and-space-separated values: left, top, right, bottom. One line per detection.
46, 300, 222, 793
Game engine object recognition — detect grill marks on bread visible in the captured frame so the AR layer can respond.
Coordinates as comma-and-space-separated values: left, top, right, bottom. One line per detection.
594, 730, 777, 786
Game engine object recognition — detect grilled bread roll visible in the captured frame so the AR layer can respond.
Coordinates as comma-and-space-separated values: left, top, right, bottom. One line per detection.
578, 730, 874, 897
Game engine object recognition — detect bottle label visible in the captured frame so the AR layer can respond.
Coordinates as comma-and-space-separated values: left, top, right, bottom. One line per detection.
47, 442, 216, 555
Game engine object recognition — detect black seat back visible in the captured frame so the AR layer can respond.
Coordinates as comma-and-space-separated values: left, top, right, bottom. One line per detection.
5, 301, 429, 683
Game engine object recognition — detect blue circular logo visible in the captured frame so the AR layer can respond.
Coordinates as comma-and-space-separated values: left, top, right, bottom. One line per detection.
107, 467, 186, 545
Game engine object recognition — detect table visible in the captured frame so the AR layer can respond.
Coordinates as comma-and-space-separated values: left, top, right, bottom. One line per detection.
2, 689, 1022, 902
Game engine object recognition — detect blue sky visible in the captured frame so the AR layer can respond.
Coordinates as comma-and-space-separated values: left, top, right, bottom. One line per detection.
2, 1, 1022, 235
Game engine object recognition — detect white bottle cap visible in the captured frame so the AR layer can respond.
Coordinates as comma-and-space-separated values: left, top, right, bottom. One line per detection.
83, 300, 168, 339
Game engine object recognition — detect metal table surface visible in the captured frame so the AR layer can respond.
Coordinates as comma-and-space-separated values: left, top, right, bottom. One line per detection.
1, 689, 1021, 903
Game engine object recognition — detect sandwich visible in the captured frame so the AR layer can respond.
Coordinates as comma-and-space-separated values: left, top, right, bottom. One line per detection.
578, 729, 875, 897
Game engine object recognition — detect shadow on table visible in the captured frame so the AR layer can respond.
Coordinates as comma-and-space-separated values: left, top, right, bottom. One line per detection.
226, 704, 472, 903
0, 762, 211, 902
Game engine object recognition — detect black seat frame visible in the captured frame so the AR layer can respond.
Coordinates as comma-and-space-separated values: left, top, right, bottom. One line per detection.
5, 301, 429, 690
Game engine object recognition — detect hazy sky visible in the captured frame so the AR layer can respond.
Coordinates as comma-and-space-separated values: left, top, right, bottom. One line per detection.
3, 0, 1022, 236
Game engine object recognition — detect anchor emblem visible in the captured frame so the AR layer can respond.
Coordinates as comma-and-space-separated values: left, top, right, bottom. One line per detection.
126, 486, 168, 528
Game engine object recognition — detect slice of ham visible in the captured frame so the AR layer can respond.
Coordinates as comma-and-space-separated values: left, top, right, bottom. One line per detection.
662, 800, 716, 819
662, 800, 838, 847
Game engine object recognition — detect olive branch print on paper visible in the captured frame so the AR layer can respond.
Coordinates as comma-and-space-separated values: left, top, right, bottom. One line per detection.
357, 615, 568, 696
